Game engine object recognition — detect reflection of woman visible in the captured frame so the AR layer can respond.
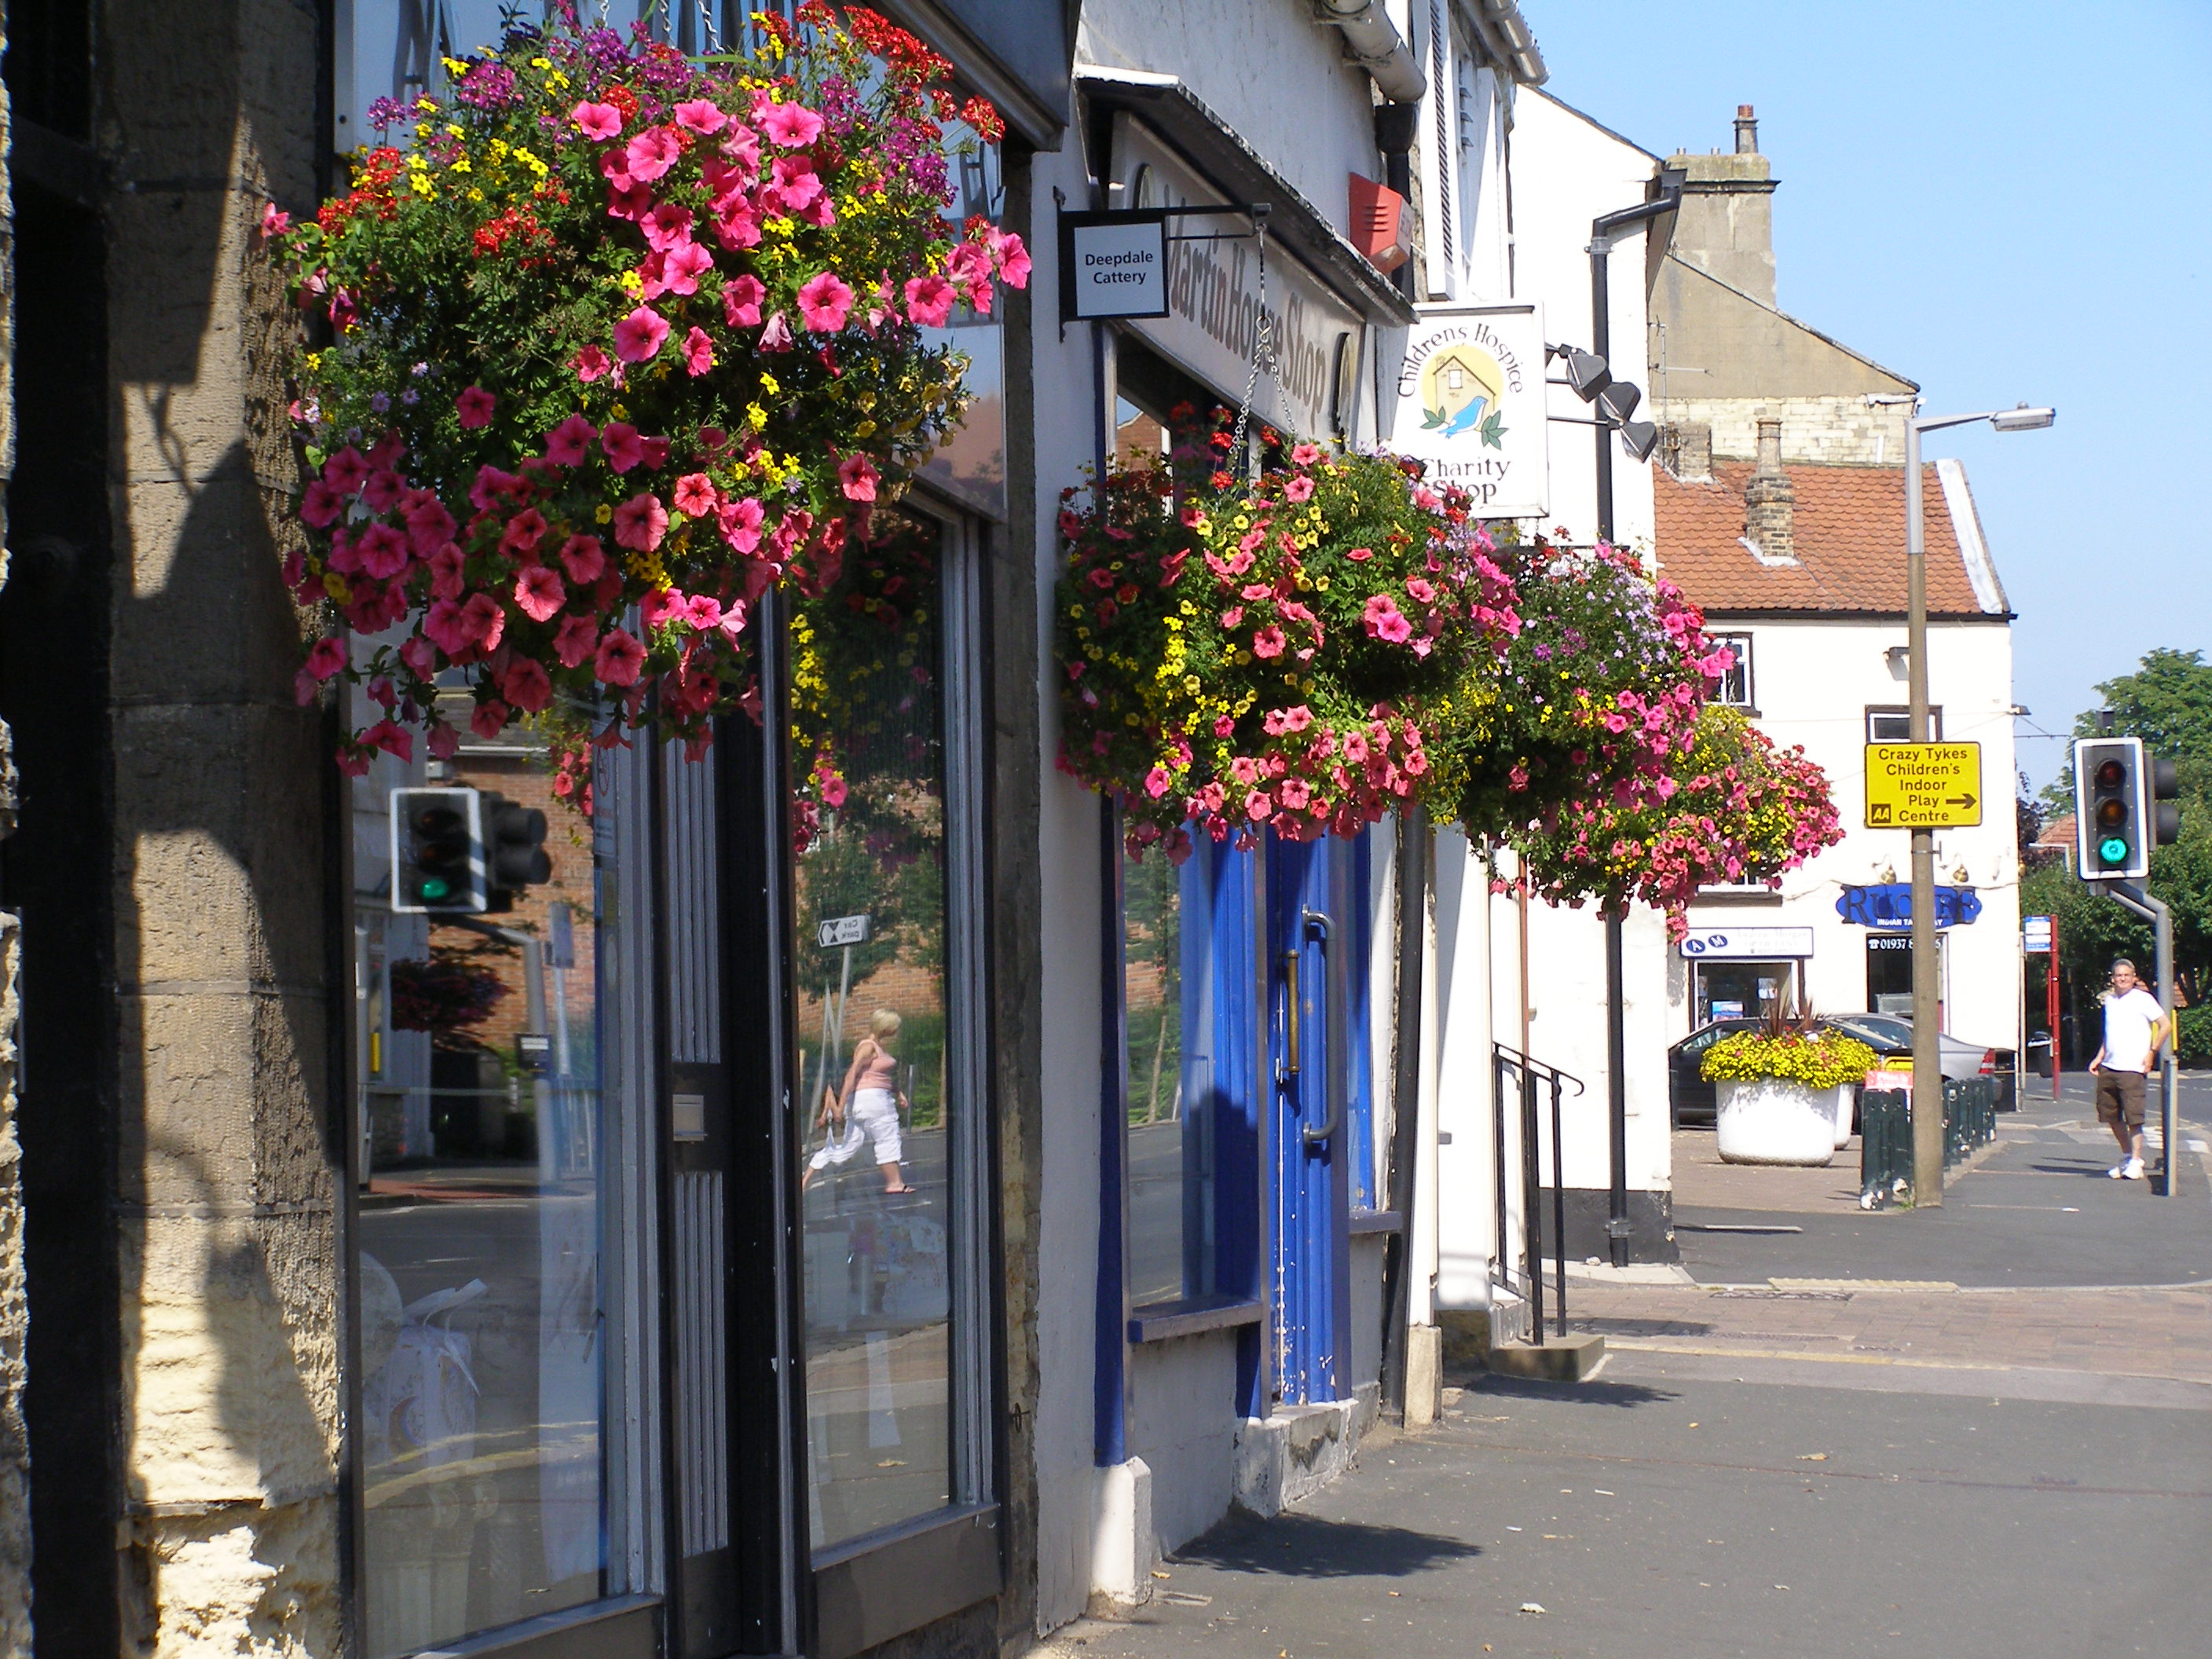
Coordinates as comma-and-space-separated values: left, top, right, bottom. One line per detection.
803, 1009, 915, 1194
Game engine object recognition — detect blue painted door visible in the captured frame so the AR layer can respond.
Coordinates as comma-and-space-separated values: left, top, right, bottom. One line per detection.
1266, 832, 1359, 1407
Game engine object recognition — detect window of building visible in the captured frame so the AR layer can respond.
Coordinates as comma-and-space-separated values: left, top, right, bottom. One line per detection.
1691, 959, 1799, 1024
1122, 844, 1199, 1308
1867, 705, 1943, 742
1712, 632, 1755, 709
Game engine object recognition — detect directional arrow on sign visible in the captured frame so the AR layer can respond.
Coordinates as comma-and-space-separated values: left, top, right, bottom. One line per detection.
1947, 793, 1977, 809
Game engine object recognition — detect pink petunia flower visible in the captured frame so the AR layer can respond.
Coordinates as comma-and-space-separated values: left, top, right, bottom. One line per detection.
723, 274, 766, 328
259, 202, 291, 239
643, 203, 697, 253
1253, 626, 1287, 659
574, 344, 613, 383
718, 496, 765, 552
558, 534, 606, 584
797, 272, 854, 331
638, 435, 670, 469
673, 99, 727, 137
992, 230, 1032, 288
685, 593, 723, 631
758, 100, 824, 148
624, 126, 681, 184
595, 628, 646, 687
553, 613, 599, 668
500, 507, 549, 559
640, 587, 686, 630
601, 421, 645, 472
426, 723, 460, 761
1291, 443, 1324, 467
300, 478, 344, 526
606, 179, 654, 222
361, 469, 405, 514
471, 700, 512, 740
456, 386, 496, 428
658, 240, 712, 296
712, 207, 763, 250
544, 413, 598, 467
460, 592, 505, 654
355, 524, 409, 580
571, 101, 624, 141
305, 635, 348, 680
904, 274, 956, 328
502, 657, 553, 712
681, 325, 715, 376
427, 544, 466, 601
837, 453, 878, 503
515, 565, 566, 622
758, 310, 795, 351
613, 492, 670, 552
324, 447, 370, 496
613, 305, 670, 363
1283, 475, 1314, 504
673, 473, 719, 516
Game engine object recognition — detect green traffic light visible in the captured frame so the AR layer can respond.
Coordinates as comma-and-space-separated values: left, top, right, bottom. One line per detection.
2100, 837, 2130, 866
420, 877, 452, 901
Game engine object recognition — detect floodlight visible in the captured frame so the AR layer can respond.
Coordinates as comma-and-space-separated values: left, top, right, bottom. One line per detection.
1562, 350, 1611, 401
1597, 380, 1642, 423
1617, 419, 1661, 462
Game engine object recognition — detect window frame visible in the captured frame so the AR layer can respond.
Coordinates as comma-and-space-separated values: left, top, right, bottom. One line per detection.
1710, 632, 1756, 711
1866, 705, 1943, 742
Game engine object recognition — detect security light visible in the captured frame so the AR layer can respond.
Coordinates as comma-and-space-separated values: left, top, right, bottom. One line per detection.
1617, 419, 1660, 462
1989, 405, 2055, 432
1562, 349, 1611, 401
1596, 380, 1642, 423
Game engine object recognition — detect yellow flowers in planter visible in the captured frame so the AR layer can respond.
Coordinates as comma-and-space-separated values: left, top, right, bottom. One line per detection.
1701, 1031, 1877, 1090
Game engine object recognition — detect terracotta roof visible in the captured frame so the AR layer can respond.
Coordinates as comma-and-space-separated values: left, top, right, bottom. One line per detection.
2036, 814, 2075, 849
1654, 462, 2005, 617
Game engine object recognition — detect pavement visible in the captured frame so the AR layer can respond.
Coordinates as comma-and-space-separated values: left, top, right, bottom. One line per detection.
1038, 1072, 2212, 1659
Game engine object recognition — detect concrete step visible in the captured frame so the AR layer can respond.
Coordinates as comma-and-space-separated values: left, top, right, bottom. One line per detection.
1485, 1333, 1606, 1382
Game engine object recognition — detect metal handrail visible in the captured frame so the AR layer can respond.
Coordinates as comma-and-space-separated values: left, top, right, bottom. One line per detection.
1492, 1043, 1587, 1341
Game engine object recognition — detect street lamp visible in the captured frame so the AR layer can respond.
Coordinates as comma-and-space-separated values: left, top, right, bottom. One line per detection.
1870, 395, 2055, 1205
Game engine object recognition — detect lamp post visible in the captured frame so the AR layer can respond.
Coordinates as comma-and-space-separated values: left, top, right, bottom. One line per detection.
1877, 397, 2054, 1203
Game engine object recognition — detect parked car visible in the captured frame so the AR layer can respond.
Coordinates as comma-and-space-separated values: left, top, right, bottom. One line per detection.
1667, 1017, 1763, 1126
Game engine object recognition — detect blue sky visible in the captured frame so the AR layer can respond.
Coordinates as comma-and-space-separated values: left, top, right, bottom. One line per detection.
1528, 0, 2212, 793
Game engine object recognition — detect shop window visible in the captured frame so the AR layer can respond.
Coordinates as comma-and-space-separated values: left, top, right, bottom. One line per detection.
350, 703, 652, 1657
1122, 843, 1203, 1307
789, 507, 991, 1552
1691, 958, 1799, 1024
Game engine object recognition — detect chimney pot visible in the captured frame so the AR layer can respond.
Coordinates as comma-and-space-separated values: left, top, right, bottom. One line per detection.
1744, 417, 1795, 562
1734, 104, 1760, 155
1664, 421, 1712, 482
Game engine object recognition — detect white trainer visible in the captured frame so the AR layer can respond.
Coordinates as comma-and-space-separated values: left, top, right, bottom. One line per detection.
2109, 1162, 2129, 1178
2122, 1156, 2146, 1181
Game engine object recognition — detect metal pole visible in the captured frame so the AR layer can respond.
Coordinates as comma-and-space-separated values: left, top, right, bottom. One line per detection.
1604, 906, 1629, 1264
2049, 920, 2062, 1103
1905, 417, 1944, 1205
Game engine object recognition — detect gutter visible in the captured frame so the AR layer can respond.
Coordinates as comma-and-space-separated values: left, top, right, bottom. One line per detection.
1313, 0, 1426, 103
1461, 0, 1548, 85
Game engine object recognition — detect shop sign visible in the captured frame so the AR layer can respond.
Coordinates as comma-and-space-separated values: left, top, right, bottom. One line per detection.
1836, 884, 1982, 929
1864, 741, 1983, 828
1678, 926, 1815, 960
1059, 211, 1170, 320
2023, 914, 2053, 953
1110, 114, 1367, 440
1386, 305, 1549, 518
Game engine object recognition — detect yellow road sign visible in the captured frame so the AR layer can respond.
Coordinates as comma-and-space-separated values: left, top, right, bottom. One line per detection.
1864, 741, 1983, 829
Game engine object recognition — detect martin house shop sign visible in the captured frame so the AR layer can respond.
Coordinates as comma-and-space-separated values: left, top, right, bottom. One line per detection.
1390, 305, 1547, 518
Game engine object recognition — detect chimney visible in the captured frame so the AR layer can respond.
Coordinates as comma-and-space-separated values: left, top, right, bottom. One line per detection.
1734, 103, 1759, 155
1663, 420, 1712, 482
1744, 417, 1796, 563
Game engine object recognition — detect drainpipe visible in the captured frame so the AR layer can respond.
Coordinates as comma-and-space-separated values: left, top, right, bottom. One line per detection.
1315, 0, 1427, 103
1587, 170, 1682, 1268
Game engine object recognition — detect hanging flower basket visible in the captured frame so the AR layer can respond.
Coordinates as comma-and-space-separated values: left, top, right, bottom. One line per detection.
268, 4, 1027, 770
1054, 419, 1522, 857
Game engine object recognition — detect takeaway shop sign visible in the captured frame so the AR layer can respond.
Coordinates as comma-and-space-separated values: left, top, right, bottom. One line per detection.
1835, 883, 1983, 929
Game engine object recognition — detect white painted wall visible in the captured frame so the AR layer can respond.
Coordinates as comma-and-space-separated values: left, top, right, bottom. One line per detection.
1671, 614, 2022, 1050
1078, 0, 1382, 241
1507, 88, 1661, 553
1427, 830, 1497, 1309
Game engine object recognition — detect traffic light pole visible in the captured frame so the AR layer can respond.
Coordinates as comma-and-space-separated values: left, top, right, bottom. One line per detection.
2108, 881, 2180, 1199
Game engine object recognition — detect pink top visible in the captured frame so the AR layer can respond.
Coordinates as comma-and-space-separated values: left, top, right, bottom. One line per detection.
851, 1041, 899, 1095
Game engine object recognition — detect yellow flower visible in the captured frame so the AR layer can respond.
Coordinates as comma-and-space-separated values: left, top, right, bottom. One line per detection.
758, 372, 782, 397
529, 57, 551, 69
745, 402, 768, 432
322, 573, 350, 601
449, 155, 471, 173
594, 504, 614, 525
467, 187, 483, 202
409, 173, 435, 197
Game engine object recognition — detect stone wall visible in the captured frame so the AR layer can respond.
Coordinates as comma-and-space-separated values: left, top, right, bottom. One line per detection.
103, 1, 340, 1652
1657, 395, 1912, 469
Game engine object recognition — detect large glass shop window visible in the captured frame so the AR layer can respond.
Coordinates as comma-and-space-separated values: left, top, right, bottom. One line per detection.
350, 711, 639, 1657
789, 511, 969, 1549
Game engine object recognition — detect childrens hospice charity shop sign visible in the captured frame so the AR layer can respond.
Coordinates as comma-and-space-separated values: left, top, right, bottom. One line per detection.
1389, 306, 1547, 519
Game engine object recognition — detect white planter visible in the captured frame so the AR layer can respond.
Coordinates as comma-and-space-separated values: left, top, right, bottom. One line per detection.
1715, 1076, 1838, 1166
1831, 1083, 1857, 1150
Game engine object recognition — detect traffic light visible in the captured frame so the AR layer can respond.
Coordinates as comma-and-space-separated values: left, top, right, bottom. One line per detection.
390, 787, 487, 914
2151, 754, 2182, 848
479, 791, 551, 912
2075, 738, 2151, 880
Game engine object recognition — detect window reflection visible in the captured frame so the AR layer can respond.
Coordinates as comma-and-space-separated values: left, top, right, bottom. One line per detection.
353, 723, 606, 1657
791, 512, 955, 1548
1125, 845, 1190, 1308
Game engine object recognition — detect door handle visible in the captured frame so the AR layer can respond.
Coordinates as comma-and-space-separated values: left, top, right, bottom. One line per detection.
1301, 910, 1340, 1148
1280, 948, 1301, 1082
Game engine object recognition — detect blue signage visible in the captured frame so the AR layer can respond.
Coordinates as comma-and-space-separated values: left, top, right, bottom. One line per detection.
1836, 884, 1982, 929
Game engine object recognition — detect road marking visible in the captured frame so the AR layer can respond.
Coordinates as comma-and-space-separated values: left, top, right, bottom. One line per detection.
1771, 1277, 1959, 1293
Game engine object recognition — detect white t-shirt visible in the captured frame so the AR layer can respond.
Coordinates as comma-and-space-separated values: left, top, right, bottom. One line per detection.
2100, 987, 2164, 1073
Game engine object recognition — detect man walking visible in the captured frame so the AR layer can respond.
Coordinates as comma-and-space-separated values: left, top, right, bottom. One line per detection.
2089, 958, 2166, 1180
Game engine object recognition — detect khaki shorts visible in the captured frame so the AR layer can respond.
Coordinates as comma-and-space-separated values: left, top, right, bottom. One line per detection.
2095, 1068, 2147, 1130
